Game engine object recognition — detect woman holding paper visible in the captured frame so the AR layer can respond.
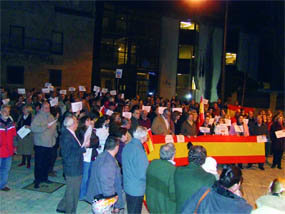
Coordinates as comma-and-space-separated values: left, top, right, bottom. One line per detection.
16, 106, 33, 168
181, 113, 197, 137
270, 115, 284, 169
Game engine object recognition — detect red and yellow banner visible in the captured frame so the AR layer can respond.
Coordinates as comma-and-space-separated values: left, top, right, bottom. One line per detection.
146, 135, 265, 166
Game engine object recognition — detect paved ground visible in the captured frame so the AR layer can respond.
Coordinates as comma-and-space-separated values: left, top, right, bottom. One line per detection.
0, 155, 284, 214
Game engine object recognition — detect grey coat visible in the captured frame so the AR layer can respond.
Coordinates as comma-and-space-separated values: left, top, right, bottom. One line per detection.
86, 151, 124, 209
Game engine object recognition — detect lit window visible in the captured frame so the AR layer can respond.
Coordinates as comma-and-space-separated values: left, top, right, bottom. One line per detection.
179, 45, 194, 59
225, 53, 237, 65
180, 21, 195, 30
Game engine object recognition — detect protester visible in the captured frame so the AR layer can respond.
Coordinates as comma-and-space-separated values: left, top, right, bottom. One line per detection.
94, 116, 109, 154
171, 111, 181, 135
146, 143, 176, 213
16, 105, 33, 169
202, 157, 219, 180
31, 102, 57, 188
122, 126, 149, 214
129, 107, 140, 136
138, 110, 151, 129
56, 116, 86, 214
151, 108, 172, 135
181, 112, 198, 137
174, 145, 216, 213
181, 165, 252, 214
0, 104, 16, 191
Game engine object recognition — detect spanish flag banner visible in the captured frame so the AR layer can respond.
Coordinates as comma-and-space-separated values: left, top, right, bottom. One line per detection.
146, 135, 265, 166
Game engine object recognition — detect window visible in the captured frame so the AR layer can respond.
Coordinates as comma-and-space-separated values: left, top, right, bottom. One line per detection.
51, 31, 63, 54
49, 69, 62, 87
180, 21, 195, 30
7, 66, 24, 84
179, 45, 194, 59
226, 53, 237, 65
9, 25, 25, 48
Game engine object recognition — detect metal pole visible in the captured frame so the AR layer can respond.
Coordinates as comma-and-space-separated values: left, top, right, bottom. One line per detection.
221, 1, 228, 103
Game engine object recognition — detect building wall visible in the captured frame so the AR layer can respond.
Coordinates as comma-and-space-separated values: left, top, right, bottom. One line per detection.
158, 16, 179, 99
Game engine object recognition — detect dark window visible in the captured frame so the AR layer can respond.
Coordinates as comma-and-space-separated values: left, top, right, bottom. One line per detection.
7, 66, 24, 84
9, 25, 25, 48
49, 69, 62, 87
51, 31, 63, 54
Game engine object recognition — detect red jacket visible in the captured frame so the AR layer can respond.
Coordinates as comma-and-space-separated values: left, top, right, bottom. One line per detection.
0, 116, 16, 158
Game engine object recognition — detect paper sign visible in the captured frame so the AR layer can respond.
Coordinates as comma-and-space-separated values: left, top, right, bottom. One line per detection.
79, 86, 86, 92
83, 125, 92, 147
203, 99, 208, 105
93, 86, 100, 92
18, 88, 26, 94
2, 98, 10, 104
257, 135, 268, 143
122, 112, 132, 119
42, 88, 50, 93
50, 97, 58, 107
69, 87, 76, 92
71, 102, 82, 112
102, 88, 108, 93
17, 126, 31, 139
121, 93, 124, 99
215, 125, 229, 135
45, 82, 51, 87
48, 119, 57, 127
225, 119, 231, 127
209, 118, 215, 125
158, 107, 167, 115
59, 90, 67, 95
48, 85, 54, 92
105, 109, 114, 116
243, 119, 249, 125
110, 90, 117, 96
275, 130, 285, 139
214, 116, 220, 122
142, 106, 151, 113
176, 135, 185, 143
172, 108, 183, 113
165, 135, 174, 143
234, 125, 244, 133
115, 69, 123, 79
199, 127, 210, 133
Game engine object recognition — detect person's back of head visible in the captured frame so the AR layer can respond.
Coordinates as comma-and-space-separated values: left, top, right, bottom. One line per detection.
270, 178, 285, 196
219, 165, 242, 188
160, 143, 176, 161
188, 145, 207, 166
104, 136, 120, 152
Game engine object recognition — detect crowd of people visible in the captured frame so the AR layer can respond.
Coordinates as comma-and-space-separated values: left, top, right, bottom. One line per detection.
0, 87, 284, 213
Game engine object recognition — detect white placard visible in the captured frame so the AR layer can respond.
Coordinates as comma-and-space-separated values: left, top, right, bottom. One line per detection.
115, 69, 123, 79
172, 108, 183, 113
275, 130, 285, 139
199, 127, 210, 133
17, 126, 31, 139
69, 87, 76, 92
105, 109, 114, 116
18, 88, 26, 94
93, 86, 100, 92
79, 86, 86, 92
234, 125, 244, 133
214, 116, 220, 122
215, 125, 229, 135
243, 119, 249, 125
42, 88, 50, 93
225, 119, 231, 127
142, 106, 151, 113
122, 112, 132, 119
83, 125, 92, 148
48, 119, 57, 127
48, 85, 54, 92
59, 90, 67, 95
209, 118, 215, 125
45, 82, 52, 87
176, 135, 185, 143
158, 107, 167, 115
203, 99, 208, 105
121, 93, 124, 99
165, 135, 174, 143
2, 98, 10, 105
71, 101, 82, 112
110, 90, 117, 96
257, 135, 268, 143
50, 97, 58, 107
102, 88, 108, 93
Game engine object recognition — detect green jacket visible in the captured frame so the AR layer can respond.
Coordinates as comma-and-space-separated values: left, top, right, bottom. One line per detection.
146, 159, 176, 214
174, 163, 216, 213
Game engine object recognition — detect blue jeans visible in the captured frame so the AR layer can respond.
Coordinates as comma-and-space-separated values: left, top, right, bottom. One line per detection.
0, 156, 12, 189
79, 161, 91, 200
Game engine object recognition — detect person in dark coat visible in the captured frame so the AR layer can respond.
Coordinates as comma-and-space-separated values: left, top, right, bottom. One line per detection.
56, 116, 86, 214
181, 165, 252, 214
129, 107, 140, 137
270, 115, 284, 169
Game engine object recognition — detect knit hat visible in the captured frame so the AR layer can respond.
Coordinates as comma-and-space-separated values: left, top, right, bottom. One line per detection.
202, 157, 218, 175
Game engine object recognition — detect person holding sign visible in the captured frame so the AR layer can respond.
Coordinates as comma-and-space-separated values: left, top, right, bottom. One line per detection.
270, 115, 284, 169
16, 106, 33, 168
0, 105, 17, 191
151, 108, 172, 135
181, 112, 198, 137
